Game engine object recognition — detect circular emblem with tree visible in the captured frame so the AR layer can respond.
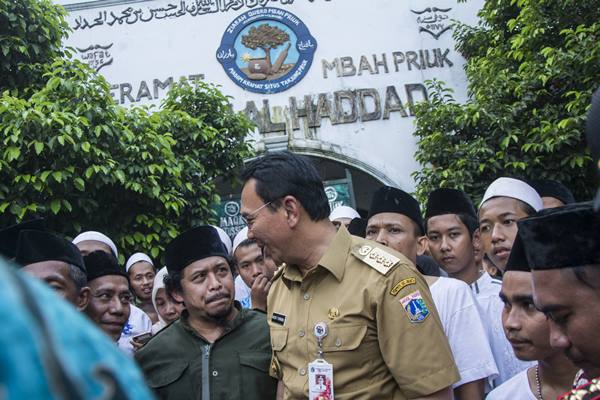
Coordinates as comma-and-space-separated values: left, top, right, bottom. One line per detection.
216, 8, 317, 94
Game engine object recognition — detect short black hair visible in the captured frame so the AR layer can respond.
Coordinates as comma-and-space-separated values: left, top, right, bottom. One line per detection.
241, 151, 330, 221
426, 212, 479, 238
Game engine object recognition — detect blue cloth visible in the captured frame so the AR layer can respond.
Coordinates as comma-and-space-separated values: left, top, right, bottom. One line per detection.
239, 295, 252, 309
0, 256, 154, 399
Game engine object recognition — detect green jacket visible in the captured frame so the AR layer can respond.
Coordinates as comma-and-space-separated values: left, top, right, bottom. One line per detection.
135, 305, 277, 400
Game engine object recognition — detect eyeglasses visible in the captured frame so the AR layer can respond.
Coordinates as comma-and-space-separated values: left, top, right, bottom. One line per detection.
242, 201, 274, 227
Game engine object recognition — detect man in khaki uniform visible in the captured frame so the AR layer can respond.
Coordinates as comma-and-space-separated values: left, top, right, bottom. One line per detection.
240, 151, 459, 399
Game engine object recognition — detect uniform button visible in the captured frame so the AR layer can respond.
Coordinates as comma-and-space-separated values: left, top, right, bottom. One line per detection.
299, 330, 305, 337
299, 368, 306, 376
335, 338, 342, 347
303, 293, 310, 300
212, 370, 218, 377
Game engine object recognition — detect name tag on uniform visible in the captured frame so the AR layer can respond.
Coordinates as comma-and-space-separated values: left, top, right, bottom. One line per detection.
308, 359, 334, 400
271, 313, 286, 326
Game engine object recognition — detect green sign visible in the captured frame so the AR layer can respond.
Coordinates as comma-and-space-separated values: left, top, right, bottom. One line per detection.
214, 196, 245, 240
323, 179, 355, 211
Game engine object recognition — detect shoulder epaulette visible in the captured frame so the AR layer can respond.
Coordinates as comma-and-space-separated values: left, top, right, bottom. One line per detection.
351, 244, 401, 275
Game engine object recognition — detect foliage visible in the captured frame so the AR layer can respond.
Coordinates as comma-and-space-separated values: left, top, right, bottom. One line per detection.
0, 0, 68, 92
241, 23, 290, 54
412, 0, 600, 204
0, 1, 254, 262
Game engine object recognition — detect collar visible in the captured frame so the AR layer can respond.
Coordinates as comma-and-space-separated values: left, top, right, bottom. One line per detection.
281, 225, 350, 283
180, 301, 245, 342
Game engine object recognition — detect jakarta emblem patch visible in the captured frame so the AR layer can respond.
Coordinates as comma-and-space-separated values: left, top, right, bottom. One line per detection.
399, 290, 430, 323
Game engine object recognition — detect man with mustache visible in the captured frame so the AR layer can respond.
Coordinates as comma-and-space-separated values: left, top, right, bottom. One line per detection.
135, 225, 277, 400
488, 233, 577, 399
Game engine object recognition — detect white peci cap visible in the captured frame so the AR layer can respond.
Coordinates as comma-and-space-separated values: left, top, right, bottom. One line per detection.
480, 177, 543, 212
211, 225, 233, 255
72, 231, 118, 258
232, 227, 249, 256
125, 252, 154, 273
329, 205, 360, 221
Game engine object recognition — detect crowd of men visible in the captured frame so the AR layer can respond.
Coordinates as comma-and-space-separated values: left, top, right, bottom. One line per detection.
0, 90, 599, 400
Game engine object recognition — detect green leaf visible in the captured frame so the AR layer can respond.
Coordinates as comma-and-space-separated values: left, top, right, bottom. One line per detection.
50, 199, 61, 214
52, 171, 62, 183
74, 177, 85, 191
34, 142, 44, 155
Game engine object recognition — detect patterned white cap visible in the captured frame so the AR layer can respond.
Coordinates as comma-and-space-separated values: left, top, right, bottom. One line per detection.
329, 205, 360, 221
480, 177, 543, 212
125, 252, 154, 273
72, 231, 118, 257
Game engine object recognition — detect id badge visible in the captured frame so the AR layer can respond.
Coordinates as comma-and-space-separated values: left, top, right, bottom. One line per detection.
308, 358, 334, 400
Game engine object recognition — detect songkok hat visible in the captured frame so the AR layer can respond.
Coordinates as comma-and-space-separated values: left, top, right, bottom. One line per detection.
72, 231, 118, 258
425, 188, 477, 219
211, 225, 232, 255
0, 218, 45, 259
329, 206, 360, 221
84, 250, 127, 282
15, 230, 85, 273
480, 177, 543, 212
232, 227, 250, 256
518, 202, 600, 270
529, 179, 575, 205
504, 231, 530, 272
347, 218, 367, 238
125, 252, 154, 273
368, 186, 424, 234
165, 226, 229, 274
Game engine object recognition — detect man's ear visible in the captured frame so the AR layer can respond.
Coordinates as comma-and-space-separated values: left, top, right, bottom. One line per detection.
76, 287, 91, 311
416, 236, 429, 257
171, 289, 185, 304
282, 195, 301, 228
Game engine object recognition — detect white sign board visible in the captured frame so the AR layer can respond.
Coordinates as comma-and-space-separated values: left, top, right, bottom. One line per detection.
59, 0, 482, 190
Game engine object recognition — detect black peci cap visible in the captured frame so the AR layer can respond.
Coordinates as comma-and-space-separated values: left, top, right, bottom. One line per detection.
165, 226, 229, 274
425, 188, 477, 219
84, 250, 127, 282
368, 186, 424, 235
529, 179, 575, 205
15, 230, 85, 273
0, 218, 45, 259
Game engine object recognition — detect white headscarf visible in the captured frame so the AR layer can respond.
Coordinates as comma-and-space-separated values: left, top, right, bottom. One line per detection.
151, 267, 169, 333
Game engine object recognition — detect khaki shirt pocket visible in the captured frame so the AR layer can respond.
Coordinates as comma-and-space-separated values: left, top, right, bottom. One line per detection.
270, 326, 288, 351
322, 324, 367, 352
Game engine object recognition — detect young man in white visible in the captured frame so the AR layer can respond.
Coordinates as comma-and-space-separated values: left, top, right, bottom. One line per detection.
488, 233, 577, 399
476, 177, 543, 385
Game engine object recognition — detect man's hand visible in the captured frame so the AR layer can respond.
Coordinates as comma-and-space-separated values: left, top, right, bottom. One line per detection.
251, 274, 271, 312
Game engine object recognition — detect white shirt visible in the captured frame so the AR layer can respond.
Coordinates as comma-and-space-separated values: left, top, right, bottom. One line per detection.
117, 304, 152, 355
234, 274, 252, 309
471, 272, 535, 387
430, 277, 498, 388
487, 368, 536, 400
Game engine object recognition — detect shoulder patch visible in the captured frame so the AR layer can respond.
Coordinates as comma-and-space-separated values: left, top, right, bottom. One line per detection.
390, 277, 417, 296
352, 245, 401, 275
